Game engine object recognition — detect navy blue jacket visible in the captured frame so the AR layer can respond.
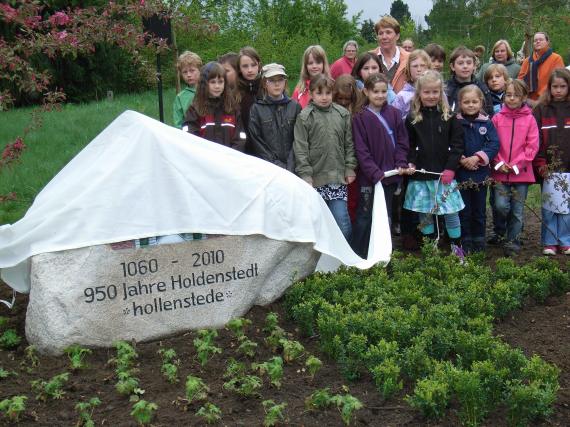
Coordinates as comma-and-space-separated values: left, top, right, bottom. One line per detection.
455, 113, 500, 183
446, 75, 495, 117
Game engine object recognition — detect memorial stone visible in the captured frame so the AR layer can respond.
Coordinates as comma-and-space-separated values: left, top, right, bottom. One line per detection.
25, 235, 320, 354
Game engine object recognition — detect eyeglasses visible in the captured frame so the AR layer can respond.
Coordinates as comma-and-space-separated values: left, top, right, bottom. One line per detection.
267, 78, 286, 85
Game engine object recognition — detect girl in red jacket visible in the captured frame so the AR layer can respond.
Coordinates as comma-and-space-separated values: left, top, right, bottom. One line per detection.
184, 62, 246, 151
533, 68, 570, 255
491, 79, 539, 256
292, 45, 331, 109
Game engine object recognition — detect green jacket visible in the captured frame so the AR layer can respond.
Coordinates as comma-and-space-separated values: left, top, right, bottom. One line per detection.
293, 102, 356, 188
173, 86, 196, 128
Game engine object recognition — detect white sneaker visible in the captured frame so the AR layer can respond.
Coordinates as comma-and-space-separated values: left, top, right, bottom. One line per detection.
542, 246, 557, 256
561, 246, 570, 255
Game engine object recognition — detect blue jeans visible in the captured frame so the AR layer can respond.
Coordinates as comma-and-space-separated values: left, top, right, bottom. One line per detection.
494, 183, 529, 249
541, 208, 570, 247
326, 199, 352, 242
460, 184, 488, 250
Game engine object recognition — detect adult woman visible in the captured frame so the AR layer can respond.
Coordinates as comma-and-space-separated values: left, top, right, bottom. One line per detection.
368, 15, 409, 93
330, 40, 358, 79
477, 39, 521, 80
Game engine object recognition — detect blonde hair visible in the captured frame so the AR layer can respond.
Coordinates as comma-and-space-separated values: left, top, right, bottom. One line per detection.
410, 70, 451, 124
405, 49, 431, 83
457, 84, 485, 114
484, 64, 509, 87
295, 45, 330, 94
491, 40, 514, 61
177, 51, 203, 72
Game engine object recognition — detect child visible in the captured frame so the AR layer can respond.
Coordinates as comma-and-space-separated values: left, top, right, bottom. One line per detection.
455, 85, 500, 254
424, 43, 446, 74
351, 73, 409, 257
173, 51, 203, 128
218, 52, 239, 90
484, 63, 509, 115
392, 49, 431, 119
483, 64, 509, 246
294, 74, 357, 241
292, 45, 330, 109
446, 46, 494, 116
184, 62, 246, 151
333, 74, 361, 223
248, 63, 301, 172
351, 53, 396, 103
533, 68, 570, 255
236, 47, 262, 151
333, 74, 359, 113
491, 79, 539, 256
403, 70, 466, 259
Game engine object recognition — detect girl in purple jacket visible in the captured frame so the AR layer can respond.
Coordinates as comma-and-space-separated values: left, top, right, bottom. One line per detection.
351, 73, 410, 257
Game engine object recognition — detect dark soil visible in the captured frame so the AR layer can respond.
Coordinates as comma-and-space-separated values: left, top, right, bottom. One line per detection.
0, 212, 568, 426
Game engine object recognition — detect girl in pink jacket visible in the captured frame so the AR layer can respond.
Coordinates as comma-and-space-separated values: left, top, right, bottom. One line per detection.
491, 79, 539, 256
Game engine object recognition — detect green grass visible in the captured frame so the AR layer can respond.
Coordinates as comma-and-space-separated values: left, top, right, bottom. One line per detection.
0, 89, 176, 224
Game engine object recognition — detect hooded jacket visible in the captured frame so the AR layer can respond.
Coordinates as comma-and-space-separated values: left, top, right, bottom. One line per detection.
405, 107, 464, 180
446, 75, 495, 117
294, 102, 356, 187
237, 77, 262, 152
352, 104, 409, 187
248, 95, 301, 172
491, 104, 539, 183
456, 113, 500, 183
533, 101, 570, 173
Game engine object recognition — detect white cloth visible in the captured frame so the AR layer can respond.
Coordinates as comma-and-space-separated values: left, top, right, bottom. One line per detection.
0, 111, 392, 293
542, 173, 570, 214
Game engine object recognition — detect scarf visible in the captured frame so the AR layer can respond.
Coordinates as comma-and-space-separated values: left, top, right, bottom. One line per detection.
524, 48, 553, 93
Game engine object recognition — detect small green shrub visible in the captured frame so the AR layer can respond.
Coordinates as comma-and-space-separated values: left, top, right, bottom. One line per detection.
196, 402, 222, 424
130, 400, 157, 426
185, 375, 209, 403
64, 345, 92, 370
31, 373, 69, 401
0, 329, 21, 350
406, 378, 449, 420
75, 397, 101, 427
0, 395, 27, 422
371, 358, 403, 399
223, 375, 262, 397
193, 330, 222, 366
305, 355, 323, 379
252, 357, 284, 388
262, 400, 287, 426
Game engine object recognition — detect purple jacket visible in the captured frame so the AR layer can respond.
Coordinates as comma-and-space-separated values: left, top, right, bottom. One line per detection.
352, 104, 409, 186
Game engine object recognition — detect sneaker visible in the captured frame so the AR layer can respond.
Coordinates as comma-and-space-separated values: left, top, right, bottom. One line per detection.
392, 223, 401, 236
542, 246, 557, 256
503, 242, 520, 257
561, 246, 570, 255
451, 243, 465, 264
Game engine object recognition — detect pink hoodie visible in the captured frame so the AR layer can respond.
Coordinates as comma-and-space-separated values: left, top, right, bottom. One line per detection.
491, 104, 539, 183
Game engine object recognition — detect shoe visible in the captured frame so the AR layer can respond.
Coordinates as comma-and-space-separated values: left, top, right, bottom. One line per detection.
542, 246, 557, 256
503, 242, 520, 257
487, 234, 504, 245
451, 243, 465, 264
561, 246, 570, 255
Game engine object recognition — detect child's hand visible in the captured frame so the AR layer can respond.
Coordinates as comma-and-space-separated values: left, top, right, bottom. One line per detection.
461, 156, 480, 170
499, 164, 511, 174
346, 175, 356, 184
538, 165, 549, 178
441, 169, 455, 185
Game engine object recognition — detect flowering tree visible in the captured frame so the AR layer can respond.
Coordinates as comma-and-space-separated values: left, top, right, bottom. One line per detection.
0, 0, 173, 200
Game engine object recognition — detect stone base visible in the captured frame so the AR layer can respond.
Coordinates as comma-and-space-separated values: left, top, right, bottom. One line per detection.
25, 235, 319, 354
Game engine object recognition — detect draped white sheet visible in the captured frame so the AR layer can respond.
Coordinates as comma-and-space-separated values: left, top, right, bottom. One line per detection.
0, 111, 391, 293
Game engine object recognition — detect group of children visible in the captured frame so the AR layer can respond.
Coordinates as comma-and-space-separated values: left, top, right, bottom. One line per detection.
172, 43, 570, 260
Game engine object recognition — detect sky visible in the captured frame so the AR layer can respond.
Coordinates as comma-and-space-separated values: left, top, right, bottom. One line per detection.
344, 0, 433, 27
